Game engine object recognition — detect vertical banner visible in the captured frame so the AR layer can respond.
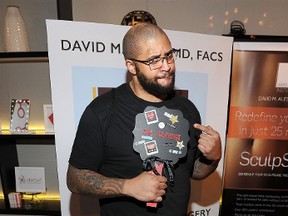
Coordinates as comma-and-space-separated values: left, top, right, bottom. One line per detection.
221, 42, 288, 216
46, 20, 233, 216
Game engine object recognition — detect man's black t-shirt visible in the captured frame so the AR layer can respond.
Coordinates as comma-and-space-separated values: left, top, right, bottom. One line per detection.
69, 83, 202, 216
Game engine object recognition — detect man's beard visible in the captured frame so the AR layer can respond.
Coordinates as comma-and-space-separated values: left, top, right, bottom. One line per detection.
135, 65, 175, 98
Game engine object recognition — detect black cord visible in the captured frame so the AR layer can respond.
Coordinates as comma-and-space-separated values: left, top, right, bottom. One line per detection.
143, 156, 175, 187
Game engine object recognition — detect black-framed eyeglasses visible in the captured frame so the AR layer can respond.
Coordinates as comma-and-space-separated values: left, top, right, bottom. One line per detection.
128, 48, 178, 71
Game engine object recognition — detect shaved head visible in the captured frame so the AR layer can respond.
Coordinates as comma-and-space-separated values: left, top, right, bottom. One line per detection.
122, 23, 171, 59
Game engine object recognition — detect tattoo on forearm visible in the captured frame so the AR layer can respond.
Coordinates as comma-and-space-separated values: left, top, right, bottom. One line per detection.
67, 165, 125, 198
85, 175, 104, 189
193, 159, 203, 173
192, 158, 219, 180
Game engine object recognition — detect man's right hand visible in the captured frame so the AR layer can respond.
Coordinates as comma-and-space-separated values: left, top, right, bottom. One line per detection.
123, 171, 167, 202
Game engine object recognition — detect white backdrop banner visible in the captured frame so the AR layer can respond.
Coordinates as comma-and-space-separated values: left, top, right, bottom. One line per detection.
46, 20, 233, 216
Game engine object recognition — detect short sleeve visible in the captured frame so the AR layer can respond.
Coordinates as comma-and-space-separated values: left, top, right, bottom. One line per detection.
68, 92, 113, 172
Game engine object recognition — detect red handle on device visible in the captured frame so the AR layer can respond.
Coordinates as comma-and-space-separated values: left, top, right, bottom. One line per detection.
146, 162, 164, 208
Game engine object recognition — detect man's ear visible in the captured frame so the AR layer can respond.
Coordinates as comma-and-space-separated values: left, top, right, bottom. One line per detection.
125, 59, 136, 75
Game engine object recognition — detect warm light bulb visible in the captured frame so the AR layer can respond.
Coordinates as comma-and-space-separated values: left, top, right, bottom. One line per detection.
259, 20, 264, 26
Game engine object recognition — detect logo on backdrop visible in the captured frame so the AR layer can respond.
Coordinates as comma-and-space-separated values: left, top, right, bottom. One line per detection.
60, 39, 224, 62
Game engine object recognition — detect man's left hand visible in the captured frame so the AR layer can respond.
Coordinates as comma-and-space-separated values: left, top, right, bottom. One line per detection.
193, 123, 222, 161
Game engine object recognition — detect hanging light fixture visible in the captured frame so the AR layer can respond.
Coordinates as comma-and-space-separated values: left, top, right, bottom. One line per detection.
229, 20, 246, 36
121, 10, 157, 26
